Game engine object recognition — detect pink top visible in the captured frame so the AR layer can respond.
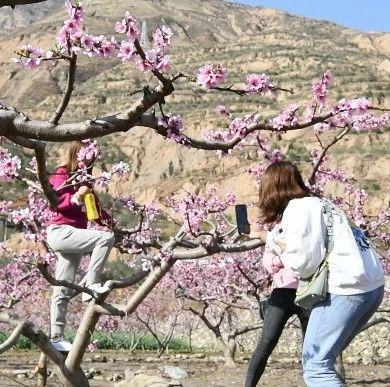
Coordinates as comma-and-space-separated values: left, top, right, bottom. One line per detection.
262, 225, 299, 289
46, 167, 111, 229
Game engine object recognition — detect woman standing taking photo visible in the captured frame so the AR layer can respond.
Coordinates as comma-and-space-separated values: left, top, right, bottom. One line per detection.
245, 237, 311, 386
46, 141, 115, 353
250, 161, 384, 386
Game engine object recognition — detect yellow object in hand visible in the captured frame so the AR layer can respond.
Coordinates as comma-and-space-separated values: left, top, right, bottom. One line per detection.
84, 193, 99, 221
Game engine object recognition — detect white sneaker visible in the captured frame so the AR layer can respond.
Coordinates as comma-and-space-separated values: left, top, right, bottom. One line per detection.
82, 282, 110, 302
51, 336, 72, 353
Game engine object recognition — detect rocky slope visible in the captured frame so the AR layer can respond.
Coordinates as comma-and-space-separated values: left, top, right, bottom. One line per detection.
0, 0, 389, 211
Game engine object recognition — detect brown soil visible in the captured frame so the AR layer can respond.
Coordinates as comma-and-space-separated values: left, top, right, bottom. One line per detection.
0, 351, 389, 387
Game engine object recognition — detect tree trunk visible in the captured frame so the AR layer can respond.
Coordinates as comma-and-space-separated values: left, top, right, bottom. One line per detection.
36, 352, 47, 387
223, 337, 237, 367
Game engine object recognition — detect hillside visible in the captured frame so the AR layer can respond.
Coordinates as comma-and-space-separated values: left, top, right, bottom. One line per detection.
0, 0, 389, 212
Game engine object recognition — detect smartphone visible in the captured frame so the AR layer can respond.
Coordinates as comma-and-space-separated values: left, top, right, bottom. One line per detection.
235, 204, 250, 235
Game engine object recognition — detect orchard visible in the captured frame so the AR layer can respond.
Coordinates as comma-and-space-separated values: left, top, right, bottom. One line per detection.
0, 1, 389, 386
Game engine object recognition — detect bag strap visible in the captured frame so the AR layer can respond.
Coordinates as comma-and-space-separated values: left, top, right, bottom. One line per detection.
321, 199, 334, 254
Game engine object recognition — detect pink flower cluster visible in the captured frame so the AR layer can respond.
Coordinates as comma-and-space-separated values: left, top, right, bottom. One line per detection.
353, 112, 390, 132
244, 73, 271, 94
135, 48, 171, 72
12, 45, 47, 70
111, 161, 130, 177
272, 105, 299, 130
345, 184, 368, 228
312, 70, 333, 107
166, 188, 236, 235
0, 249, 49, 308
77, 139, 101, 166
332, 97, 372, 115
115, 11, 141, 40
314, 122, 331, 135
0, 200, 12, 214
197, 64, 228, 91
202, 114, 260, 144
158, 114, 186, 144
153, 25, 174, 50
115, 12, 172, 72
0, 147, 21, 181
80, 35, 118, 58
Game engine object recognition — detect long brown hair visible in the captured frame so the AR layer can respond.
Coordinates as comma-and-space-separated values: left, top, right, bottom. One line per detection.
63, 141, 84, 173
259, 161, 314, 223
63, 141, 95, 174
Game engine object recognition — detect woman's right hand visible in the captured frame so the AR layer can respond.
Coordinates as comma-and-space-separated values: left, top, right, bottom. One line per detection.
76, 185, 91, 200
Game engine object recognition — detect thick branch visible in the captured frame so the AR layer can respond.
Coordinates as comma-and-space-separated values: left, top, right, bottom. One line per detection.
50, 52, 77, 124
0, 77, 174, 141
172, 238, 264, 260
0, 0, 46, 7
0, 321, 26, 354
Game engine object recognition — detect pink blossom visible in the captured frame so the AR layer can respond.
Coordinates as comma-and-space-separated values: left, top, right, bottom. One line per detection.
353, 112, 390, 132
158, 114, 186, 144
229, 117, 247, 138
111, 161, 130, 177
114, 12, 140, 41
153, 26, 174, 49
197, 64, 228, 91
0, 147, 21, 181
115, 19, 128, 34
12, 45, 45, 70
272, 105, 299, 130
77, 139, 101, 163
314, 122, 331, 135
117, 40, 135, 61
134, 49, 171, 72
65, 1, 85, 23
244, 73, 270, 93
312, 70, 333, 107
81, 34, 96, 50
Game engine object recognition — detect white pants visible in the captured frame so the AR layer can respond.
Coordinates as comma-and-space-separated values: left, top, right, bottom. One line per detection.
47, 224, 115, 337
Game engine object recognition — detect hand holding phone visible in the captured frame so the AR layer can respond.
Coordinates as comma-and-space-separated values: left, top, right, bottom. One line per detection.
235, 204, 251, 235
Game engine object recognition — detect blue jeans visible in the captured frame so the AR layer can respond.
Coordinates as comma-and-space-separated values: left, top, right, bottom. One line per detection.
302, 285, 384, 387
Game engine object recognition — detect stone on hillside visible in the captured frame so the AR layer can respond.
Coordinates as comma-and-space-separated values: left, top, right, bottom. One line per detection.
92, 354, 107, 363
163, 366, 189, 379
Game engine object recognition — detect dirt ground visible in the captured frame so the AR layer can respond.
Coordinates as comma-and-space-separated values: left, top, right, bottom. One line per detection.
0, 350, 389, 387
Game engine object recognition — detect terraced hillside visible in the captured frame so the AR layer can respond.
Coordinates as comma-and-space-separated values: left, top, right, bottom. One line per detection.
0, 0, 389, 211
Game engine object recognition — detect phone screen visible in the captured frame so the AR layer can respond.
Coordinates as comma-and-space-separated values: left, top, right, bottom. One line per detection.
235, 204, 250, 234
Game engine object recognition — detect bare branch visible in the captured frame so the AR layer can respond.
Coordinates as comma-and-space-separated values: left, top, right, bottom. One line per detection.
172, 238, 264, 260
36, 258, 98, 300
0, 321, 26, 354
235, 324, 261, 337
309, 125, 351, 185
50, 53, 77, 124
358, 317, 389, 334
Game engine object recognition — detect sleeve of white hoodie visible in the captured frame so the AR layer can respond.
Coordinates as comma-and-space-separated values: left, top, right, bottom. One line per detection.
271, 198, 327, 279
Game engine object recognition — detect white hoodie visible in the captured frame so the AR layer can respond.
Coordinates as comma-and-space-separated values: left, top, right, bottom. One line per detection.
266, 196, 384, 295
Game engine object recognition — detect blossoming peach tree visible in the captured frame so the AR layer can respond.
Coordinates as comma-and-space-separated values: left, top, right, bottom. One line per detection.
0, 1, 389, 386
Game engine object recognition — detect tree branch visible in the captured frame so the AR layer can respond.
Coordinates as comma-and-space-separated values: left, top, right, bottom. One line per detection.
309, 125, 351, 185
36, 258, 98, 300
0, 0, 46, 7
50, 52, 77, 124
0, 321, 27, 354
